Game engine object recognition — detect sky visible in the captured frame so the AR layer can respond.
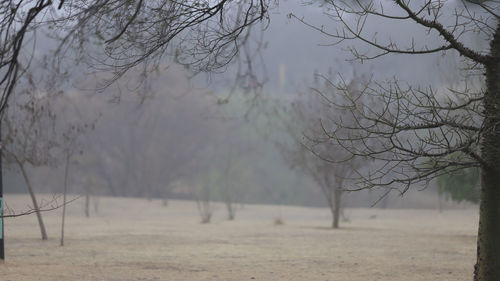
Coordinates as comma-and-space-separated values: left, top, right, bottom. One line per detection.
217, 0, 490, 96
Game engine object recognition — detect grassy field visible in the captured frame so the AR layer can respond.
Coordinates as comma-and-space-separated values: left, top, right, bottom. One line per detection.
1, 194, 478, 281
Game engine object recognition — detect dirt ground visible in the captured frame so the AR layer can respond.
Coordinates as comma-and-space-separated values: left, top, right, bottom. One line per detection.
1, 194, 478, 281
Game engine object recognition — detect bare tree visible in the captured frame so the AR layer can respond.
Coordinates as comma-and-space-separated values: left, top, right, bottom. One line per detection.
59, 121, 88, 246
210, 119, 254, 221
2, 77, 59, 240
289, 0, 499, 279
0, 1, 270, 115
1, 68, 87, 240
278, 70, 369, 228
219, 156, 250, 221
194, 168, 218, 223
0, 1, 53, 114
80, 70, 217, 201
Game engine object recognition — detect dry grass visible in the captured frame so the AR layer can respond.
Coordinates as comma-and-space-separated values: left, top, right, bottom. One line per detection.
2, 194, 478, 281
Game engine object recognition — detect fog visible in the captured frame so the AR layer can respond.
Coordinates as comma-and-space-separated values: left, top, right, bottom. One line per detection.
3, 0, 482, 211
0, 1, 488, 280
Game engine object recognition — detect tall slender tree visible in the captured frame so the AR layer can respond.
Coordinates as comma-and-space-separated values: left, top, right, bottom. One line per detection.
2, 79, 59, 240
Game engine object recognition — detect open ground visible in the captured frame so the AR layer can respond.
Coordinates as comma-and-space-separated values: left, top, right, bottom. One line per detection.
1, 194, 478, 281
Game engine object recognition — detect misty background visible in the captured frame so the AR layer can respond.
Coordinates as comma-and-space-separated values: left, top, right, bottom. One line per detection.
3, 0, 479, 210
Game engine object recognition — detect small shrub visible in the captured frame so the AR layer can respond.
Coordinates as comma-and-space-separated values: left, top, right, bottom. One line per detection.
274, 217, 284, 225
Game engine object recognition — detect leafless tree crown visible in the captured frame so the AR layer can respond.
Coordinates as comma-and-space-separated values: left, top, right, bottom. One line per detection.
0, 0, 271, 114
288, 0, 497, 193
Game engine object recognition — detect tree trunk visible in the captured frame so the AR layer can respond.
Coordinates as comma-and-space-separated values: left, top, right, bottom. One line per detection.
321, 176, 337, 228
19, 163, 47, 240
60, 153, 70, 246
474, 23, 500, 281
475, 169, 500, 281
226, 200, 235, 220
84, 189, 90, 218
196, 199, 212, 224
332, 186, 342, 229
162, 184, 169, 207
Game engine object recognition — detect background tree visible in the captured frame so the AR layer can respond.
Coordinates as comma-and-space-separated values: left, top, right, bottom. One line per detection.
436, 153, 481, 204
2, 76, 59, 240
78, 68, 218, 202
59, 121, 88, 246
217, 156, 251, 220
193, 167, 218, 224
277, 70, 369, 228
